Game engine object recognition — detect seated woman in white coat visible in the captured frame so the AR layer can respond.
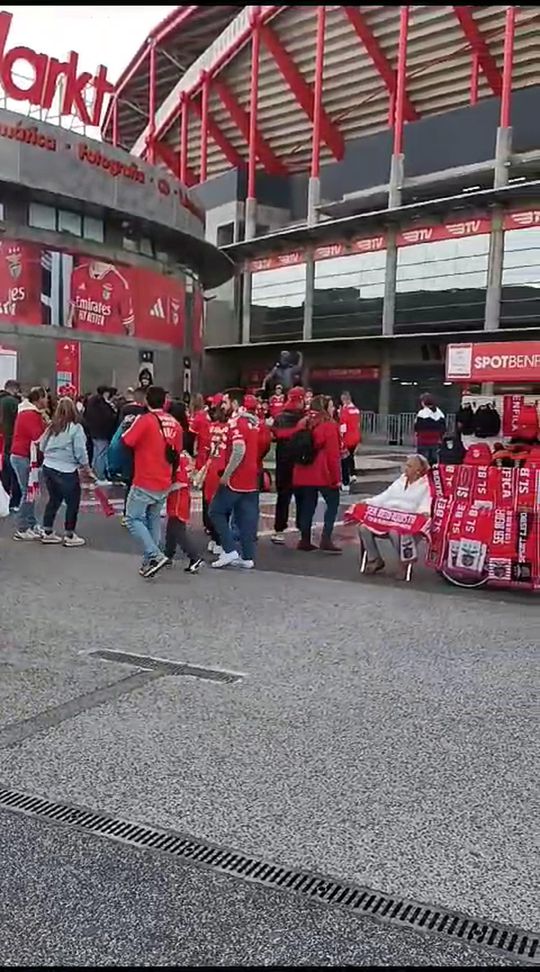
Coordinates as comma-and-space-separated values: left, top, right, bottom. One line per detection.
359, 454, 432, 576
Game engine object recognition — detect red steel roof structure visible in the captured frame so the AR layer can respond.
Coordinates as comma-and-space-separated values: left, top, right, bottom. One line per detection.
104, 5, 540, 191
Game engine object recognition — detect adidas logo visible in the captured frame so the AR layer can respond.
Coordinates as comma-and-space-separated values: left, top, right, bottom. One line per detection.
150, 297, 165, 319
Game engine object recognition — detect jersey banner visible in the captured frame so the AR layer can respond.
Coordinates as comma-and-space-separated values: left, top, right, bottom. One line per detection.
0, 237, 185, 345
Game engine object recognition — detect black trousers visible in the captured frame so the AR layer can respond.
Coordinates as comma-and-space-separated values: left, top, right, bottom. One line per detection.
274, 449, 297, 533
202, 495, 220, 543
341, 448, 356, 486
2, 451, 22, 508
43, 467, 81, 534
164, 517, 199, 561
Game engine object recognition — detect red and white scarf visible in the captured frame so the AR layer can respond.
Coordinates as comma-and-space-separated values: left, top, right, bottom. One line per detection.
26, 441, 41, 502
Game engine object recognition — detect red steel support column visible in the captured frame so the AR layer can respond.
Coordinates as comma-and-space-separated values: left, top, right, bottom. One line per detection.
310, 5, 326, 180
112, 97, 118, 147
148, 41, 157, 164
180, 93, 189, 184
470, 51, 479, 105
393, 5, 409, 156
200, 71, 210, 183
500, 5, 516, 128
247, 8, 261, 202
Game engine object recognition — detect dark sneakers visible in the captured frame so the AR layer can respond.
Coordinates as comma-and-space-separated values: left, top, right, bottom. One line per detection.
184, 558, 204, 574
319, 536, 342, 554
141, 554, 170, 578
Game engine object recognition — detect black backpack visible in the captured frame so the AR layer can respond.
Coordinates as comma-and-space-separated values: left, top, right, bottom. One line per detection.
288, 427, 318, 465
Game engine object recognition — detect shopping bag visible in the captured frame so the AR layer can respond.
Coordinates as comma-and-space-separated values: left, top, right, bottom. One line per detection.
0, 481, 10, 518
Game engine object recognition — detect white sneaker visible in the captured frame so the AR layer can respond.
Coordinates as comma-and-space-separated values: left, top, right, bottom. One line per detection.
211, 549, 240, 569
41, 532, 63, 544
207, 540, 217, 554
213, 545, 223, 556
63, 534, 86, 547
13, 528, 38, 541
341, 485, 350, 494
271, 532, 285, 544
233, 558, 255, 569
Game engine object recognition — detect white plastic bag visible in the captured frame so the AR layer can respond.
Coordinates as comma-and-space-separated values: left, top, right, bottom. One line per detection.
0, 481, 10, 518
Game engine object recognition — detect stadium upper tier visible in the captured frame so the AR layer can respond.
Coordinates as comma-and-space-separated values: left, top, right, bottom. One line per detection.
104, 5, 540, 184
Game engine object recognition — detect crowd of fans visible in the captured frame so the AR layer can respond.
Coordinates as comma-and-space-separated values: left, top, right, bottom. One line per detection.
0, 378, 362, 576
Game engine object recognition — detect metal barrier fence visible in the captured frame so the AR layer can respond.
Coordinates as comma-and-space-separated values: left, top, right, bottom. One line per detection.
361, 412, 455, 445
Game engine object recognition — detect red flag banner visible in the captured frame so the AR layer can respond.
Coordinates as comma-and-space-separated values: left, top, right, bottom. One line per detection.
344, 502, 431, 537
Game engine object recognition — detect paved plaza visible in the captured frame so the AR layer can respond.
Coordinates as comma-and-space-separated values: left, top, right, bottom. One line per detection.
0, 503, 537, 966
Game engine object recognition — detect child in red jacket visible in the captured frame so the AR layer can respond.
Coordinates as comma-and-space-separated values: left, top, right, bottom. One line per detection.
164, 452, 203, 573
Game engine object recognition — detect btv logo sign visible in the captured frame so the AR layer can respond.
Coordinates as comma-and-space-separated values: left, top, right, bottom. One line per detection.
0, 10, 113, 127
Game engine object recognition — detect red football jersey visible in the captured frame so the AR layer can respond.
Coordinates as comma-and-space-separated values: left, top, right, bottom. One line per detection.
70, 262, 134, 335
0, 241, 41, 324
225, 414, 260, 492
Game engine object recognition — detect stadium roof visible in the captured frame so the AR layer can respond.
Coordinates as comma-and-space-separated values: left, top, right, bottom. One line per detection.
105, 5, 540, 186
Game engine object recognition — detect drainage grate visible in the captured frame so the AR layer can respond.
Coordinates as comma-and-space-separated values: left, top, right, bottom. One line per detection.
89, 650, 243, 684
0, 785, 537, 964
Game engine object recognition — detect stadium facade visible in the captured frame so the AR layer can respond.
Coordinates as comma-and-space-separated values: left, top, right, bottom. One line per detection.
105, 4, 540, 413
0, 9, 231, 395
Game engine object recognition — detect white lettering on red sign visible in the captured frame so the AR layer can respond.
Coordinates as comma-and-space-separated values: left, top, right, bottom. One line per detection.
352, 236, 385, 253
0, 10, 113, 127
446, 220, 482, 236
313, 243, 346, 260
400, 227, 433, 245
506, 210, 540, 228
474, 353, 540, 372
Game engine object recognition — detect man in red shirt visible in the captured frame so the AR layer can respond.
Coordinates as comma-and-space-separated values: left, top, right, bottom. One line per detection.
339, 390, 361, 491
209, 391, 260, 570
10, 385, 48, 539
122, 385, 182, 577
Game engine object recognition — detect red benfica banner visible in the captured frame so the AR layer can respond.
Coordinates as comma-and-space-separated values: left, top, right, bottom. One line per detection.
310, 367, 380, 381
446, 342, 540, 383
503, 209, 540, 230
344, 502, 431, 537
396, 217, 491, 247
55, 340, 80, 395
502, 395, 525, 436
0, 11, 113, 127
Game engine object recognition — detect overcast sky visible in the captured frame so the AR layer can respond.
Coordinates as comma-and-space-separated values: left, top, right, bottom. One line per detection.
1, 5, 176, 136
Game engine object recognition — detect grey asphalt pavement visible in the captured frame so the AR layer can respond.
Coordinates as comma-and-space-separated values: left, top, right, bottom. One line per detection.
0, 811, 516, 967
0, 504, 538, 965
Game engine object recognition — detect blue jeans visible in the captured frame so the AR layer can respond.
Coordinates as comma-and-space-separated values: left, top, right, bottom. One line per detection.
125, 485, 167, 564
43, 467, 81, 534
92, 438, 109, 479
10, 455, 37, 531
296, 486, 340, 541
209, 486, 259, 561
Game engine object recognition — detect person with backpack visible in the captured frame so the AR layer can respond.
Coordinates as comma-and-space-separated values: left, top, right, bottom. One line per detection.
270, 386, 305, 544
122, 385, 182, 578
292, 395, 342, 553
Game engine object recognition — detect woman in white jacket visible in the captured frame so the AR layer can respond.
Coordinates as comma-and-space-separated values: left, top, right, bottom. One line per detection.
359, 454, 431, 575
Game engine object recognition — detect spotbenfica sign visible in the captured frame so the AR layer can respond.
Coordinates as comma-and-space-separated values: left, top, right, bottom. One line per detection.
0, 10, 113, 127
446, 341, 540, 383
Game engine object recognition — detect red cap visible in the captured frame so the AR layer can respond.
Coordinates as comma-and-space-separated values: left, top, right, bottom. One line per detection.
287, 386, 305, 402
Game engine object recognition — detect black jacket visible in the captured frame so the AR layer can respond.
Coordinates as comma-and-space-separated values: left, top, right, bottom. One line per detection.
84, 394, 118, 441
0, 391, 21, 451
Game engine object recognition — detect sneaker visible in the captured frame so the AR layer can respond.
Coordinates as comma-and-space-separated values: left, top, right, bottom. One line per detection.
319, 537, 342, 554
207, 539, 216, 554
13, 528, 39, 541
141, 554, 169, 578
139, 564, 148, 576
41, 532, 63, 544
211, 549, 241, 569
9, 505, 20, 514
184, 557, 204, 574
271, 532, 285, 544
341, 484, 350, 494
63, 534, 86, 547
233, 558, 255, 569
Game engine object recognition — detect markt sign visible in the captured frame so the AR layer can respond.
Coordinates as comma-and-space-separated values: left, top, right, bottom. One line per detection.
0, 10, 113, 127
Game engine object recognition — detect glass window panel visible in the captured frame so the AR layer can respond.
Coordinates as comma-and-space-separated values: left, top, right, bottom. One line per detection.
501, 228, 540, 328
312, 251, 385, 338
58, 209, 82, 236
29, 202, 56, 230
250, 264, 305, 343
83, 216, 104, 242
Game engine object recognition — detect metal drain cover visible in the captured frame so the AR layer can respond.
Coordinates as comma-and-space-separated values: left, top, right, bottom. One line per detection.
89, 650, 243, 683
0, 784, 537, 965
